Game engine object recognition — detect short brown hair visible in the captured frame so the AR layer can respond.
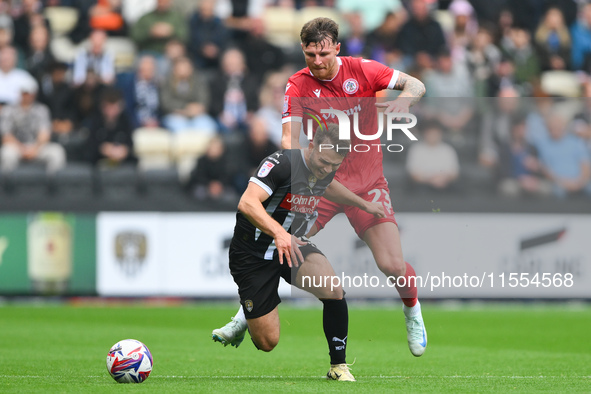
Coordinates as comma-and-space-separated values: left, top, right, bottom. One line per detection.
313, 122, 350, 157
300, 17, 339, 47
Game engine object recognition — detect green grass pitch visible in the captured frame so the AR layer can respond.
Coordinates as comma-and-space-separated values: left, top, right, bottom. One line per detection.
0, 302, 590, 392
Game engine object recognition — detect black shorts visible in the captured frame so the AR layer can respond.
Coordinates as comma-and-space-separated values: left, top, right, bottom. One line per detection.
229, 242, 324, 319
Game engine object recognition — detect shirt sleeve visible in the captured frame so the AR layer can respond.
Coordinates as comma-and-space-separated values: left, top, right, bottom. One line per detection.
282, 77, 302, 125
359, 59, 399, 91
249, 152, 290, 196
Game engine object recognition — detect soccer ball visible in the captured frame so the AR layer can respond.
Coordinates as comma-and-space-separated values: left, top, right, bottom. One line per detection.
106, 339, 153, 383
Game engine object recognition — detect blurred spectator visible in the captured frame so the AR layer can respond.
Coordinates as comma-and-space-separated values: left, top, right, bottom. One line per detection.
157, 38, 186, 83
340, 11, 368, 58
0, 4, 13, 35
241, 18, 286, 84
82, 88, 135, 166
501, 27, 541, 95
24, 26, 54, 83
67, 0, 96, 44
209, 48, 259, 133
546, 0, 578, 28
117, 55, 160, 128
160, 56, 216, 133
72, 29, 115, 86
396, 0, 446, 67
487, 57, 519, 97
188, 0, 229, 71
244, 116, 279, 175
255, 70, 289, 147
73, 69, 107, 126
496, 8, 514, 46
448, 0, 478, 62
534, 7, 571, 71
38, 61, 84, 161
497, 114, 551, 198
0, 76, 66, 174
536, 111, 591, 198
406, 120, 459, 192
423, 49, 473, 97
187, 135, 236, 202
479, 87, 522, 168
13, 0, 50, 53
466, 27, 501, 97
337, 0, 403, 33
131, 0, 188, 55
89, 0, 127, 37
0, 46, 35, 106
571, 3, 591, 71
223, 0, 266, 47
365, 11, 405, 67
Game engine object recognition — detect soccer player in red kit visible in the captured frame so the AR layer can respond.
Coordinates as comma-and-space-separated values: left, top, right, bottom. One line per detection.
283, 17, 428, 357
212, 17, 427, 360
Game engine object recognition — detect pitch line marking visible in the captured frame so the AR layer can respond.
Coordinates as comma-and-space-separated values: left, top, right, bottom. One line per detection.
1, 375, 590, 379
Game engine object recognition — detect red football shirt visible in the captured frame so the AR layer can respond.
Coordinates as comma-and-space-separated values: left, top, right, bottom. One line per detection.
282, 56, 399, 193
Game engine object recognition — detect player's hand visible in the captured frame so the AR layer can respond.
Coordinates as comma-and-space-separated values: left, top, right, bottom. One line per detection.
363, 201, 386, 218
375, 99, 411, 121
290, 236, 306, 268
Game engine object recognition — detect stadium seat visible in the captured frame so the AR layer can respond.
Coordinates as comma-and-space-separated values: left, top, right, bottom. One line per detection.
97, 164, 140, 199
171, 132, 213, 182
50, 36, 78, 63
52, 163, 95, 199
105, 37, 137, 72
133, 128, 173, 171
296, 7, 342, 38
262, 7, 298, 48
2, 164, 49, 197
540, 71, 581, 98
44, 7, 79, 36
138, 167, 183, 200
433, 10, 454, 34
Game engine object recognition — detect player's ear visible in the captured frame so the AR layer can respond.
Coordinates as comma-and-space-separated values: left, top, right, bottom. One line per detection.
335, 42, 341, 54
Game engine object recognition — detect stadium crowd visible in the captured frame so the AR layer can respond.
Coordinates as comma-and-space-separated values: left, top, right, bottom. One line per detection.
0, 0, 590, 202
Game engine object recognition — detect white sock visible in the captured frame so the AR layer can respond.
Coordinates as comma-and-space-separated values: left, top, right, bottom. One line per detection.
403, 300, 421, 317
234, 305, 246, 326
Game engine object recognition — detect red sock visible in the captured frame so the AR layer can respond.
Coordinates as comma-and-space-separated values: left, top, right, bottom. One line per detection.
395, 262, 418, 307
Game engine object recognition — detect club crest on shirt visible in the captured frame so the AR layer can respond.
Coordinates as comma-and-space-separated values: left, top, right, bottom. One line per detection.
258, 161, 275, 178
343, 78, 359, 94
308, 174, 317, 190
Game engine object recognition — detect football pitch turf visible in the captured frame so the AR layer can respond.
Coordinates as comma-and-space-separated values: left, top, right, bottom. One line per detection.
0, 302, 589, 393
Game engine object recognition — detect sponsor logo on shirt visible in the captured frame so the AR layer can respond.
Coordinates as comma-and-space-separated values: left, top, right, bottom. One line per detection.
257, 161, 275, 178
280, 193, 321, 214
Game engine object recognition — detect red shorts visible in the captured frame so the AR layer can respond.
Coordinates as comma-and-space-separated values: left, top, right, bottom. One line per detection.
316, 176, 397, 239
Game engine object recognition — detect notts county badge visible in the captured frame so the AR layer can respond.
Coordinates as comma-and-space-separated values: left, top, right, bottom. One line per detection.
308, 174, 317, 190
245, 300, 254, 313
115, 232, 147, 276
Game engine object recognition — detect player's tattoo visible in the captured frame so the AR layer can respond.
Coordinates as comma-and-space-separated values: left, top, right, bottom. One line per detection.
393, 72, 426, 107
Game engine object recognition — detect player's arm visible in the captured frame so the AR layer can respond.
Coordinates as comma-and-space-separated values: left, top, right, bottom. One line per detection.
324, 180, 385, 218
237, 182, 304, 267
376, 72, 426, 114
281, 121, 303, 150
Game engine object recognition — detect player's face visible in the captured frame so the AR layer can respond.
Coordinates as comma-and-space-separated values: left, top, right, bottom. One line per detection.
308, 143, 344, 180
302, 40, 341, 81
